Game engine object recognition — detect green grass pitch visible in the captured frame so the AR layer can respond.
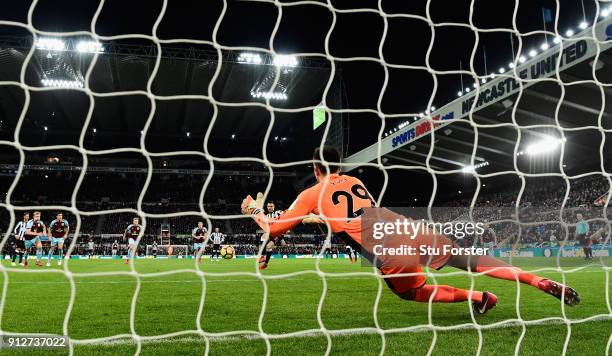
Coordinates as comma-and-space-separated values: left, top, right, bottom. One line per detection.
1, 257, 610, 355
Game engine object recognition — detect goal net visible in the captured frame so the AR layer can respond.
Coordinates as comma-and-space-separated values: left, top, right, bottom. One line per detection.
0, 0, 611, 355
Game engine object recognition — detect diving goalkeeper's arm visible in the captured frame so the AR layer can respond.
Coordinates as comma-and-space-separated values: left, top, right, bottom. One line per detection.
241, 192, 317, 238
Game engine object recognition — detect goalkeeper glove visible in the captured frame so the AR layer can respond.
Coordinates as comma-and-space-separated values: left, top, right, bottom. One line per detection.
241, 192, 264, 215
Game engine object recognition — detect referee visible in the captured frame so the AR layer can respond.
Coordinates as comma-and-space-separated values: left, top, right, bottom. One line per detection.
576, 214, 592, 260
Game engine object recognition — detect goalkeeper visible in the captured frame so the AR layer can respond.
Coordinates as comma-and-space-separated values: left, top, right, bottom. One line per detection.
242, 146, 580, 314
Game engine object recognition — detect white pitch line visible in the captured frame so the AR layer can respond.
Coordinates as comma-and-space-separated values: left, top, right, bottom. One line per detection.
5, 267, 609, 285
65, 314, 612, 347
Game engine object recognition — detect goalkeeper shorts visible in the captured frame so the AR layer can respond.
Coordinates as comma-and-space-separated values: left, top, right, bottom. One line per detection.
381, 265, 427, 295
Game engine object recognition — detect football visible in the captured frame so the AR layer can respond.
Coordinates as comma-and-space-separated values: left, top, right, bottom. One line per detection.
220, 245, 235, 259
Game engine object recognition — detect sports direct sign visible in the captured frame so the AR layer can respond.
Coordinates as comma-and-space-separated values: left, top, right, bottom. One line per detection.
345, 17, 612, 170
391, 112, 454, 148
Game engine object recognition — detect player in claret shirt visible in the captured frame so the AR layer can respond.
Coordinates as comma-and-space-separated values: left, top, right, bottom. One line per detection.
47, 212, 69, 266
192, 221, 207, 262
24, 211, 47, 267
123, 217, 144, 264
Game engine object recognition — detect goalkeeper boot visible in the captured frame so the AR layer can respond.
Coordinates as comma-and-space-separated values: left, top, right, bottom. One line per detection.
472, 291, 497, 315
258, 255, 266, 263
538, 279, 580, 306
259, 262, 268, 270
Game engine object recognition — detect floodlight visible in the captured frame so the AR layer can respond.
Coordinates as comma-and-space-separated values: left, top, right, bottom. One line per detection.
41, 79, 84, 88
76, 41, 104, 53
36, 38, 65, 51
525, 136, 562, 155
273, 54, 298, 67
461, 161, 489, 173
250, 91, 288, 100
237, 52, 262, 64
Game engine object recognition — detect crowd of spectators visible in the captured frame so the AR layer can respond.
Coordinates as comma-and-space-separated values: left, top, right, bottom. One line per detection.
2, 170, 610, 257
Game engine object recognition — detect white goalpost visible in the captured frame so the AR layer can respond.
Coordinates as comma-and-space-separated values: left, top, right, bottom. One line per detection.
0, 0, 611, 355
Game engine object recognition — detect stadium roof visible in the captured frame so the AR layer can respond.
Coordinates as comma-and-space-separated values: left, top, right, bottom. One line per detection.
345, 17, 612, 184
0, 40, 336, 164
1, 0, 610, 200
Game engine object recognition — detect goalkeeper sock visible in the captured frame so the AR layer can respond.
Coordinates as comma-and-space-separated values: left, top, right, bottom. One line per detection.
415, 285, 483, 303
474, 256, 543, 288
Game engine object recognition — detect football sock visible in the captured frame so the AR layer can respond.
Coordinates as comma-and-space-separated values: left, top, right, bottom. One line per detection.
48, 249, 53, 262
18, 253, 23, 263
265, 250, 273, 263
36, 248, 42, 262
474, 256, 544, 288
11, 252, 16, 263
415, 285, 483, 303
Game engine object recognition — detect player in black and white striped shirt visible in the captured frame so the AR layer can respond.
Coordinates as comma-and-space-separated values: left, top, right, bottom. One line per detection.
11, 212, 29, 266
207, 228, 225, 261
258, 201, 288, 270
